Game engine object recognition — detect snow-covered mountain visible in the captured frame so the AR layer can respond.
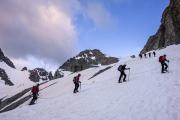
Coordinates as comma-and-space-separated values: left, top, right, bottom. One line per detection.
0, 59, 34, 100
0, 48, 33, 87
1, 45, 180, 120
0, 49, 53, 102
59, 49, 119, 72
0, 48, 65, 86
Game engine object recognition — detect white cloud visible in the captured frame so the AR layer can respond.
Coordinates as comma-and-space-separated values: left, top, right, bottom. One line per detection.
0, 0, 80, 68
12, 56, 57, 72
85, 2, 117, 29
0, 0, 119, 70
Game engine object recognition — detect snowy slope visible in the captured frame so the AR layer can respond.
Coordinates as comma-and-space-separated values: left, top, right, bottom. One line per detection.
0, 45, 180, 120
0, 62, 34, 98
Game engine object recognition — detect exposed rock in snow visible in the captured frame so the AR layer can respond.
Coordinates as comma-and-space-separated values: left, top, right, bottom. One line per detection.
0, 68, 14, 86
0, 48, 15, 69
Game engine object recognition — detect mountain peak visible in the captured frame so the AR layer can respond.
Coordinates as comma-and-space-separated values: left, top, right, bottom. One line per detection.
0, 48, 5, 57
59, 49, 119, 72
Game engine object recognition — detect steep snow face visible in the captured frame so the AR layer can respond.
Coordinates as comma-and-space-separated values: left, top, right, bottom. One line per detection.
0, 62, 34, 98
0, 62, 30, 85
1, 45, 180, 120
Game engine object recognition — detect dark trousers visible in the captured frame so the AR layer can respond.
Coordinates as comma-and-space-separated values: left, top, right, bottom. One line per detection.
119, 71, 126, 82
161, 62, 168, 73
30, 93, 38, 105
73, 83, 79, 93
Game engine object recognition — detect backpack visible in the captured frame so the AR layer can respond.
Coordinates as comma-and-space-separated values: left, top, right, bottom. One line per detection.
31, 86, 37, 93
73, 77, 77, 83
118, 65, 122, 72
159, 56, 164, 63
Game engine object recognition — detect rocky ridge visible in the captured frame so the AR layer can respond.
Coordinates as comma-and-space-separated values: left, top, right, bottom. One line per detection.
0, 48, 15, 68
141, 0, 180, 53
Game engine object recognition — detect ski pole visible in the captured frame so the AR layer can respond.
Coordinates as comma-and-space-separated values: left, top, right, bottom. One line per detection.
80, 82, 81, 92
168, 61, 170, 72
128, 69, 130, 81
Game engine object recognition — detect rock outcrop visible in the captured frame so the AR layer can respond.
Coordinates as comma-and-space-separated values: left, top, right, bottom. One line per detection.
141, 0, 180, 53
29, 68, 49, 82
0, 48, 15, 68
48, 72, 54, 80
0, 68, 14, 86
21, 67, 27, 71
59, 49, 119, 72
53, 70, 64, 79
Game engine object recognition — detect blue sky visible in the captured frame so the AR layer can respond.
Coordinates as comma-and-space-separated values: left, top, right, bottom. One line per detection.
0, 0, 169, 70
76, 0, 169, 57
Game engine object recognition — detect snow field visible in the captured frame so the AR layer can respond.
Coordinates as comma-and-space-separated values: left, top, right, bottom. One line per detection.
0, 45, 180, 120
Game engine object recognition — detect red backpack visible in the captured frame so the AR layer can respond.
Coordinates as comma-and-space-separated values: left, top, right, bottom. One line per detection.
31, 86, 37, 93
159, 56, 164, 63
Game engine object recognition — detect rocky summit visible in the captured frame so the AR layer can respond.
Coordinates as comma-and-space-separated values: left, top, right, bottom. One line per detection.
141, 0, 180, 53
59, 49, 119, 72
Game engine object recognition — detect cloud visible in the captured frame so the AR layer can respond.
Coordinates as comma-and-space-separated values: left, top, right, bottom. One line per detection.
0, 0, 80, 66
85, 2, 117, 29
12, 56, 58, 72
0, 0, 119, 69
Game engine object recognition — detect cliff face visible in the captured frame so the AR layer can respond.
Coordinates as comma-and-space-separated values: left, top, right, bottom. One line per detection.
141, 0, 180, 53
